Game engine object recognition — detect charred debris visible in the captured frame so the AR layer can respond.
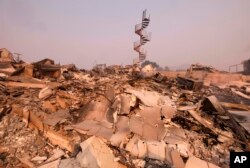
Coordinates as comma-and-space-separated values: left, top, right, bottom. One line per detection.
0, 48, 250, 168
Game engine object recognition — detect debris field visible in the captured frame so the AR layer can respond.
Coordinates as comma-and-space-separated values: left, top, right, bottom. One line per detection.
0, 48, 250, 168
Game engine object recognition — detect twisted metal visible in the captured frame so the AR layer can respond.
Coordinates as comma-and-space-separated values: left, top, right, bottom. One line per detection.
134, 10, 151, 63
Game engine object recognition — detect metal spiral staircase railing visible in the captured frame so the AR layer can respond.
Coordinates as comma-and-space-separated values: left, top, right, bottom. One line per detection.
134, 10, 151, 62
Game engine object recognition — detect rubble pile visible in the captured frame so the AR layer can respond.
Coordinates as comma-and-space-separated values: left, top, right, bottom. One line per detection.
187, 64, 218, 73
0, 48, 250, 168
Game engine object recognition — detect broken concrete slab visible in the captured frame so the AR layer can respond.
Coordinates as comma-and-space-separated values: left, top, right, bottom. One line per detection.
176, 143, 189, 158
139, 106, 175, 124
78, 98, 114, 123
129, 115, 166, 141
125, 135, 142, 157
125, 88, 172, 107
132, 159, 146, 168
170, 149, 185, 168
125, 137, 147, 158
146, 141, 166, 161
110, 131, 129, 148
112, 94, 132, 115
185, 156, 220, 168
125, 135, 167, 161
110, 116, 130, 147
120, 94, 132, 114
59, 158, 81, 168
115, 116, 130, 132
77, 136, 119, 168
137, 139, 147, 158
128, 105, 175, 141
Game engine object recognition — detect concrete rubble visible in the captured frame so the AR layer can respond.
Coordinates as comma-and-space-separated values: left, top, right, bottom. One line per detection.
0, 48, 250, 168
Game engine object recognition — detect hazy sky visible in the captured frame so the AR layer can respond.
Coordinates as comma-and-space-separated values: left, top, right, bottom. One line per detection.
1, 0, 250, 70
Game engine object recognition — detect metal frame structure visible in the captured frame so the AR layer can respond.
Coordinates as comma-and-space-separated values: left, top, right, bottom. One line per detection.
134, 10, 151, 63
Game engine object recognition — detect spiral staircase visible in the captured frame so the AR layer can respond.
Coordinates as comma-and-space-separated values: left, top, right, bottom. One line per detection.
134, 10, 151, 62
